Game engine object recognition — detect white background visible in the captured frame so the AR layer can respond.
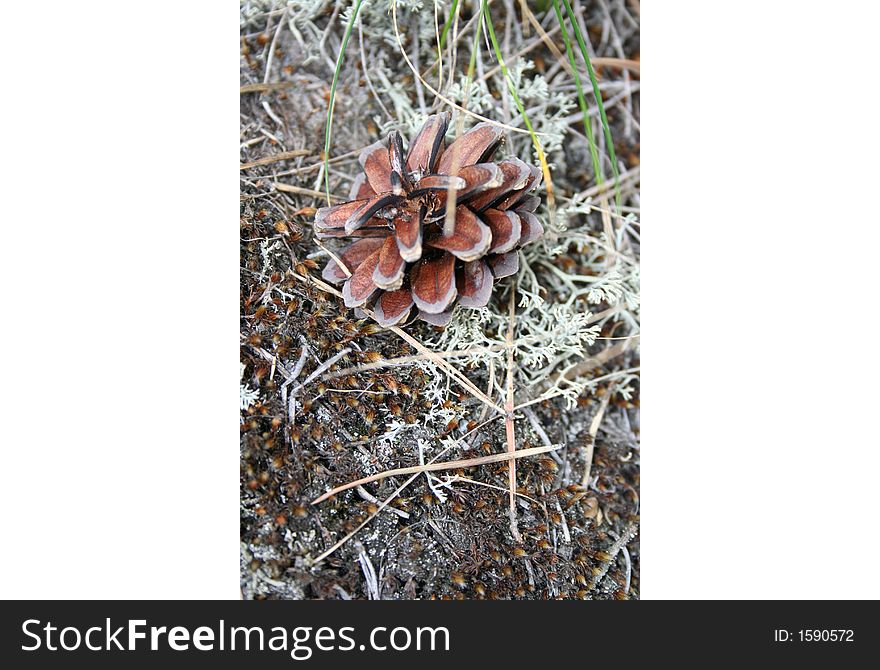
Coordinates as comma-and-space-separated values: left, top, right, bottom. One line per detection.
1, 1, 877, 599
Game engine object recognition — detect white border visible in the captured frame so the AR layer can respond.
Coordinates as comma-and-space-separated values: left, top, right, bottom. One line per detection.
1, 2, 239, 598
642, 1, 880, 598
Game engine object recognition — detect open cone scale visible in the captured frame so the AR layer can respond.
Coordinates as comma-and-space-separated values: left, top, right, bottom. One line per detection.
317, 113, 544, 327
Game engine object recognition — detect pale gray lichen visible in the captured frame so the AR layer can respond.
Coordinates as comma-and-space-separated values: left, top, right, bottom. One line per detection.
240, 363, 261, 414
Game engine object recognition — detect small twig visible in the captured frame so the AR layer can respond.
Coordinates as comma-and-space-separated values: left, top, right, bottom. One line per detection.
385, 321, 505, 414
523, 556, 536, 587
478, 358, 495, 424
287, 347, 352, 398
356, 485, 409, 519
586, 521, 638, 594
554, 498, 571, 543
262, 9, 285, 86
622, 545, 632, 597
289, 342, 310, 381
582, 391, 611, 487
310, 432, 466, 565
250, 345, 292, 380
419, 440, 448, 503
283, 342, 311, 424
310, 238, 351, 279
411, 12, 427, 115
524, 407, 561, 464
357, 546, 380, 600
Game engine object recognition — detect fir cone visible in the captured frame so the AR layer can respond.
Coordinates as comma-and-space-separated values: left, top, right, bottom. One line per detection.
316, 112, 543, 327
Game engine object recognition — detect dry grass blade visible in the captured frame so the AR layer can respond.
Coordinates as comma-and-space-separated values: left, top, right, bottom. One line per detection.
476, 7, 639, 83
493, 2, 570, 82
274, 182, 343, 202
308, 412, 509, 566
319, 347, 499, 381
574, 165, 640, 200
310, 472, 422, 566
311, 444, 560, 504
288, 270, 505, 415
593, 57, 640, 73
387, 324, 505, 414
240, 149, 310, 170
504, 289, 521, 542
240, 81, 297, 94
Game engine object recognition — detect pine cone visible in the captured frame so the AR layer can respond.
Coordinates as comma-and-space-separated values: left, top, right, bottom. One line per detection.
316, 113, 543, 327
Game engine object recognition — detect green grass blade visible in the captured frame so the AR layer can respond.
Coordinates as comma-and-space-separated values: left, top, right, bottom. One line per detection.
482, 0, 555, 218
323, 0, 365, 204
439, 0, 484, 236
559, 0, 621, 210
466, 0, 482, 81
551, 0, 601, 187
438, 0, 460, 51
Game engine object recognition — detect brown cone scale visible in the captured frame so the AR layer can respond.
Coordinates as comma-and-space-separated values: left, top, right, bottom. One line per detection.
315, 113, 543, 326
